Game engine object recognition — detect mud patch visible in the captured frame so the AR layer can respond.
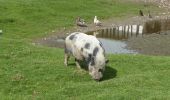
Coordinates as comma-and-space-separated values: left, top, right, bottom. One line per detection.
34, 34, 66, 48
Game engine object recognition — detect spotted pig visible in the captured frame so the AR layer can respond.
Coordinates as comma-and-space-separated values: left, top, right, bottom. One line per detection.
64, 32, 109, 81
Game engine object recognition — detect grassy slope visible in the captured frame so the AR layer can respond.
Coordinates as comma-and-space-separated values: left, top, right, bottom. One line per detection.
0, 0, 170, 99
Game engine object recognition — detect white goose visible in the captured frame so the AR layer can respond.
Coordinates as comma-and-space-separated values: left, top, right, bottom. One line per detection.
94, 16, 102, 26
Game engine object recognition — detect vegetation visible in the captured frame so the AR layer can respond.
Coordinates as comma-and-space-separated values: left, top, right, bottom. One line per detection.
0, 0, 170, 99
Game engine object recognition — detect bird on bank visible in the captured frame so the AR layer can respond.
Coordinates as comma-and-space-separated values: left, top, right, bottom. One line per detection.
76, 17, 87, 27
94, 16, 102, 26
139, 10, 144, 16
148, 10, 152, 18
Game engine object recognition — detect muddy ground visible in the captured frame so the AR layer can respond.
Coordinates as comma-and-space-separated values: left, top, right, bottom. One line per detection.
34, 1, 170, 56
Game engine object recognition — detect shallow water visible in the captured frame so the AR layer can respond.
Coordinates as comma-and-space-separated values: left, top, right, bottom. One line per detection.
98, 38, 137, 54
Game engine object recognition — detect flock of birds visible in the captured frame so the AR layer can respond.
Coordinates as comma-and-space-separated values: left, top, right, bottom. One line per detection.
76, 10, 152, 28
76, 16, 102, 27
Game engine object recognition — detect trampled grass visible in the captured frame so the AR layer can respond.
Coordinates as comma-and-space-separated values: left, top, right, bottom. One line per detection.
0, 0, 170, 99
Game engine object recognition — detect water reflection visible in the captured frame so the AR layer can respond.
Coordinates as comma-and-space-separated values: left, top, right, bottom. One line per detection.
143, 18, 170, 34
86, 25, 143, 40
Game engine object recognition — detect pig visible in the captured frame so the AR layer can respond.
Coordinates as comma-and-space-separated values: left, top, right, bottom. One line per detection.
64, 32, 108, 81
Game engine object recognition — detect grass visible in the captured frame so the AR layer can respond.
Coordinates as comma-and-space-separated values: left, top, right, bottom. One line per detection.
0, 0, 170, 99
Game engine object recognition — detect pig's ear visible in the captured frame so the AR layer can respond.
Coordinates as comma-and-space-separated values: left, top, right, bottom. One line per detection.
105, 59, 109, 64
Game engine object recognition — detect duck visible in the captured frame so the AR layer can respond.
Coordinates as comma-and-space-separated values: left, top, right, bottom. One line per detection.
148, 10, 152, 18
94, 16, 102, 26
139, 10, 144, 16
76, 17, 87, 27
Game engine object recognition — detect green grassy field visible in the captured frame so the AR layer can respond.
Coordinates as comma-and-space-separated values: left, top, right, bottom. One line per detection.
0, 0, 170, 99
